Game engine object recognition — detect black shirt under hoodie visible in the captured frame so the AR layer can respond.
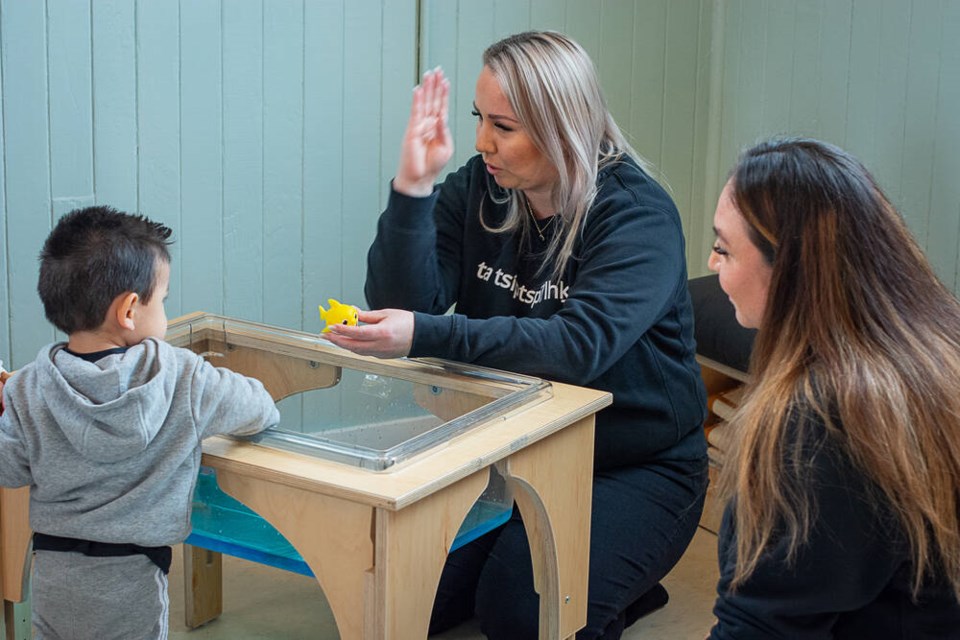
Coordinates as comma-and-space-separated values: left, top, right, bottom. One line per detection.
366, 154, 707, 470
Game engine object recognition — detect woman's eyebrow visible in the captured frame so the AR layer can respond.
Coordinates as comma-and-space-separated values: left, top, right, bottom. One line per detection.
472, 102, 519, 124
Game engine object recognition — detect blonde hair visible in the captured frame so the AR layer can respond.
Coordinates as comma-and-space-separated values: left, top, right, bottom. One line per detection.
721, 137, 960, 600
480, 30, 647, 278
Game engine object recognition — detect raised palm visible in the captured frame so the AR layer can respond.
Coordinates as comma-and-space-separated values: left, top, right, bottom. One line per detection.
394, 68, 454, 196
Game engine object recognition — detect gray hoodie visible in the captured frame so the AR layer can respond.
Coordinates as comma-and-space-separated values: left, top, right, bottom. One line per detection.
0, 337, 279, 547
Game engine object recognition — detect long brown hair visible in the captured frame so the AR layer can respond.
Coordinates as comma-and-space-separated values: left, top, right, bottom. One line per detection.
721, 137, 960, 599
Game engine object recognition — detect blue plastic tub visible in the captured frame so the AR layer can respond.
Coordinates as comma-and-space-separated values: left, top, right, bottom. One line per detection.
186, 465, 512, 577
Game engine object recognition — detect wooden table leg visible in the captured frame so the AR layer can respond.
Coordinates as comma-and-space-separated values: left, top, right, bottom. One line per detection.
0, 488, 31, 605
500, 417, 595, 640
0, 487, 33, 640
213, 470, 375, 640
372, 469, 489, 639
183, 544, 223, 628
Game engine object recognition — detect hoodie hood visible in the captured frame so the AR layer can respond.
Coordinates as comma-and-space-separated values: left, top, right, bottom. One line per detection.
38, 339, 176, 463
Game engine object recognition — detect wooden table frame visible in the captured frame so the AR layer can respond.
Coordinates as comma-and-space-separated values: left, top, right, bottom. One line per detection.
0, 314, 611, 639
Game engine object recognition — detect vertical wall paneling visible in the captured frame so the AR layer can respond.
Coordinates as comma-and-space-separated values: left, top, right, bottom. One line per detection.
870, 0, 910, 207
379, 0, 418, 212
759, 2, 794, 135
47, 0, 95, 219
529, 0, 565, 32
659, 0, 703, 262
629, 0, 668, 168
900, 0, 940, 243
930, 0, 960, 289
733, 0, 765, 154
302, 0, 346, 425
452, 3, 494, 170
4, 0, 960, 370
92, 0, 138, 212
787, 0, 823, 136
563, 0, 602, 63
303, 0, 345, 332
137, 0, 182, 316
0, 6, 7, 365
815, 0, 853, 148
492, 0, 529, 42
262, 0, 306, 427
180, 0, 224, 316
684, 0, 716, 277
1, 1, 54, 366
262, 0, 305, 331
715, 0, 741, 184
222, 1, 265, 321
844, 0, 882, 165
598, 1, 635, 143
340, 1, 383, 303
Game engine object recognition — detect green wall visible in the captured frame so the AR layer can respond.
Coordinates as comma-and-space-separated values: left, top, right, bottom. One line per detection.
1, 0, 958, 371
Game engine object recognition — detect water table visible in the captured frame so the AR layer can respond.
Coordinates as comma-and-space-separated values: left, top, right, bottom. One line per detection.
0, 312, 611, 640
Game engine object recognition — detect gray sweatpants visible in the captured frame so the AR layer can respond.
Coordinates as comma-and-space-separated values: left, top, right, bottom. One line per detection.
31, 550, 169, 640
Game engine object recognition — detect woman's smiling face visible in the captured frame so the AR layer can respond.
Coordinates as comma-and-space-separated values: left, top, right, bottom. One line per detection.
472, 65, 558, 201
708, 181, 774, 329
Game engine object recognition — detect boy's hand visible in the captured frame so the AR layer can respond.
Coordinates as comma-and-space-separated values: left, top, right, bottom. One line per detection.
0, 369, 10, 414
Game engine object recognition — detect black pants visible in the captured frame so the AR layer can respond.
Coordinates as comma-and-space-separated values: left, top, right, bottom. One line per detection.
429, 428, 709, 639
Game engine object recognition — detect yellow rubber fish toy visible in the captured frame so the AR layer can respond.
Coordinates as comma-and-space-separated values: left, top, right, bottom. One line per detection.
319, 298, 359, 333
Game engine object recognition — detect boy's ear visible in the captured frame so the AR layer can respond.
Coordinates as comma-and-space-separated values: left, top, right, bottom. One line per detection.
113, 292, 140, 331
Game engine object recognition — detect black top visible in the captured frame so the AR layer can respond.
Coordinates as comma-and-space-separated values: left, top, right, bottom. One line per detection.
366, 154, 707, 469
710, 414, 960, 639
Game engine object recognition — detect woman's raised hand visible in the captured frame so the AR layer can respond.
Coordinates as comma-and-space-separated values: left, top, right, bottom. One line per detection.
393, 67, 453, 197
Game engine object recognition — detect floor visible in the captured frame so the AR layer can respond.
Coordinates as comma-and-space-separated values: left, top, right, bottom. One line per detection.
166, 526, 719, 639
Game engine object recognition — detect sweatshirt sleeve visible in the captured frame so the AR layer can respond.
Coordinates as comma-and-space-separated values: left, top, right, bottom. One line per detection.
365, 169, 470, 314
368, 160, 690, 385
709, 432, 903, 639
0, 410, 31, 487
189, 358, 281, 438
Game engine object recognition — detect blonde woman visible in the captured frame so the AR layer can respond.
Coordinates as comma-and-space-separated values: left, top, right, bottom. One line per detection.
707, 137, 960, 638
326, 31, 708, 639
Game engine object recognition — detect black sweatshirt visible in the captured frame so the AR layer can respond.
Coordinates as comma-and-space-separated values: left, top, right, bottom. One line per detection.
710, 419, 960, 639
366, 154, 706, 470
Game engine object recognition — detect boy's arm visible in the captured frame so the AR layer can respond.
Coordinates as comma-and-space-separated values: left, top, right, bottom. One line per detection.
0, 405, 32, 488
190, 359, 280, 438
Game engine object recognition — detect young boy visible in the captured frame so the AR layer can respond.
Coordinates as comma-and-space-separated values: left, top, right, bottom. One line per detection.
0, 206, 280, 639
